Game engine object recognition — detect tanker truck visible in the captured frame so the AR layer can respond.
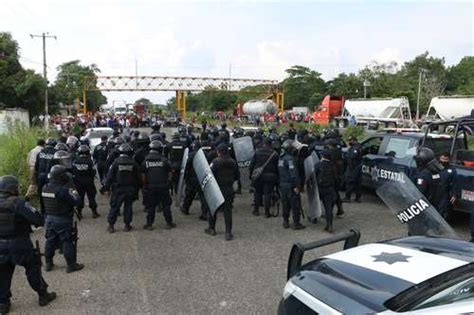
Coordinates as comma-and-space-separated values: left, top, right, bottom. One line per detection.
425, 95, 474, 122
333, 97, 414, 129
237, 100, 278, 123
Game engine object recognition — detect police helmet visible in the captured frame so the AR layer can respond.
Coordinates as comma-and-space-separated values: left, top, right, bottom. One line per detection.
45, 137, 57, 147
414, 147, 435, 167
54, 142, 68, 151
77, 145, 90, 155
49, 165, 71, 182
0, 175, 19, 193
217, 142, 228, 154
138, 133, 150, 143
66, 135, 79, 147
150, 133, 163, 142
118, 143, 133, 155
114, 136, 124, 145
53, 150, 72, 168
149, 140, 163, 151
190, 140, 201, 152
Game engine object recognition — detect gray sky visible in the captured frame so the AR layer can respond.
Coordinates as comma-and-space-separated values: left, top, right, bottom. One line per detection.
2, 0, 473, 104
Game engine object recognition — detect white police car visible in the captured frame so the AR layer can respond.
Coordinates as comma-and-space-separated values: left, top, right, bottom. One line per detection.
279, 230, 474, 314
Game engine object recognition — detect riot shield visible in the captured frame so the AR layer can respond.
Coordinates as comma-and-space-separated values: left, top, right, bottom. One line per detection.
232, 136, 255, 168
376, 172, 458, 239
232, 136, 255, 190
177, 148, 189, 205
193, 149, 225, 216
304, 151, 321, 221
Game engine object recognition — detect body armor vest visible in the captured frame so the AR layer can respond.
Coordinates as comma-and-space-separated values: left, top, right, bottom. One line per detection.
42, 185, 72, 216
0, 196, 16, 237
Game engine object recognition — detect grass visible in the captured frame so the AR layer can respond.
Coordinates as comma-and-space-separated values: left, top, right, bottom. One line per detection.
0, 123, 52, 195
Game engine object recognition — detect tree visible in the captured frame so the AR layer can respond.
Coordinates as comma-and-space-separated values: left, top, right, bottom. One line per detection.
326, 73, 363, 99
52, 60, 107, 112
446, 56, 474, 94
0, 32, 45, 116
134, 97, 152, 106
282, 65, 326, 109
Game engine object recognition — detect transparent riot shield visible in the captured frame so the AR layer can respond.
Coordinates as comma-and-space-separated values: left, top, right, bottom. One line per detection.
304, 151, 321, 221
232, 136, 255, 190
193, 148, 225, 216
376, 172, 458, 239
177, 147, 189, 205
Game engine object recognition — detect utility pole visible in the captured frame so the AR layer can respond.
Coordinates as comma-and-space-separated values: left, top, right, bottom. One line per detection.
416, 69, 425, 122
30, 32, 56, 129
363, 79, 371, 99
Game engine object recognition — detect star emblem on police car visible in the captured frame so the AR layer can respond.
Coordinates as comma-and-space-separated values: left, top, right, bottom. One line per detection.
371, 252, 411, 265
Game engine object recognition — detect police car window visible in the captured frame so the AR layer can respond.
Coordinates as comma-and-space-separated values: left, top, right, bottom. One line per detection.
362, 137, 383, 155
412, 276, 474, 310
384, 137, 413, 158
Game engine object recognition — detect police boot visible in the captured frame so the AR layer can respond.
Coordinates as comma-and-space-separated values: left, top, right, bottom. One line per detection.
198, 214, 207, 221
38, 291, 57, 307
291, 223, 306, 230
164, 222, 177, 229
143, 224, 153, 231
204, 228, 216, 236
124, 224, 133, 232
66, 263, 84, 274
45, 257, 54, 272
252, 206, 259, 216
0, 302, 10, 314
336, 207, 345, 218
107, 224, 115, 233
225, 232, 234, 241
282, 220, 290, 229
324, 223, 334, 233
355, 194, 362, 203
91, 208, 100, 218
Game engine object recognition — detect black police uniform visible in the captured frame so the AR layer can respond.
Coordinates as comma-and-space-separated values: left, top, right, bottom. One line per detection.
278, 151, 304, 229
182, 149, 209, 220
72, 155, 99, 218
104, 155, 140, 230
141, 151, 175, 228
249, 145, 279, 217
344, 143, 363, 202
0, 190, 54, 310
34, 145, 56, 213
315, 156, 338, 232
327, 143, 344, 215
439, 164, 457, 219
42, 178, 82, 272
208, 151, 240, 238
166, 139, 186, 194
92, 141, 109, 183
104, 145, 121, 173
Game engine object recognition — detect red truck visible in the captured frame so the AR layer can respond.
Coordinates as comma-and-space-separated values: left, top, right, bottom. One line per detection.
312, 95, 345, 125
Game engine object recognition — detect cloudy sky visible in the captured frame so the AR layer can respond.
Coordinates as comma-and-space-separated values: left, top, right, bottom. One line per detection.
1, 0, 473, 104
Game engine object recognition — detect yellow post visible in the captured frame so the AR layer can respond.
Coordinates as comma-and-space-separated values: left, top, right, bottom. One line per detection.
176, 90, 186, 120
82, 90, 87, 114
274, 92, 284, 113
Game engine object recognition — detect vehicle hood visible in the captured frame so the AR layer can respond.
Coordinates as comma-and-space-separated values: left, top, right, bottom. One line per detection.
291, 243, 469, 314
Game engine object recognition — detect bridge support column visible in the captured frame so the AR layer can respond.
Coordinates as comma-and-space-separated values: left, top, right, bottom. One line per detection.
274, 92, 284, 114
176, 90, 186, 120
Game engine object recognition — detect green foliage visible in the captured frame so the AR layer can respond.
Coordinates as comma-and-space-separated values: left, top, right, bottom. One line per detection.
0, 32, 46, 115
342, 125, 366, 142
282, 65, 325, 109
446, 56, 474, 94
52, 60, 107, 112
0, 124, 52, 195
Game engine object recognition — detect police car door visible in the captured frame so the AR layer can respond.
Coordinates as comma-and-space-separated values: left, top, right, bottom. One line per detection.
360, 135, 385, 188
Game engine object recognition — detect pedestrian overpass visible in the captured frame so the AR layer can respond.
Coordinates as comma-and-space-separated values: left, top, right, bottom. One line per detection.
83, 75, 284, 118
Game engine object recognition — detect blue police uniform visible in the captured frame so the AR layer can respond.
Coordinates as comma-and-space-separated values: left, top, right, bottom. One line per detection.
278, 152, 303, 228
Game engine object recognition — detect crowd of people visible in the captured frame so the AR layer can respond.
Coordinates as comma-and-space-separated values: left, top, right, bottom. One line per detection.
0, 114, 467, 313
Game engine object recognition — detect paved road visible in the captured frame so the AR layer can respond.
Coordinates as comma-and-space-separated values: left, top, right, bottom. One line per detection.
9, 128, 471, 314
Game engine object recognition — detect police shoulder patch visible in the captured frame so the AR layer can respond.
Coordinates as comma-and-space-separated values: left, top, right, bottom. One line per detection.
417, 178, 424, 185
432, 174, 440, 179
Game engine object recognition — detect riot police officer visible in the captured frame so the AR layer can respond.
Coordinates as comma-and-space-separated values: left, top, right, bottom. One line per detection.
42, 165, 84, 273
315, 149, 338, 233
34, 137, 57, 214
92, 135, 109, 183
166, 133, 186, 194
73, 145, 99, 218
103, 144, 140, 233
141, 141, 176, 230
104, 136, 124, 172
325, 138, 345, 217
438, 152, 457, 220
0, 175, 56, 313
181, 141, 209, 220
249, 138, 278, 217
205, 143, 240, 241
133, 133, 150, 166
342, 136, 363, 203
278, 140, 305, 230
414, 147, 448, 214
